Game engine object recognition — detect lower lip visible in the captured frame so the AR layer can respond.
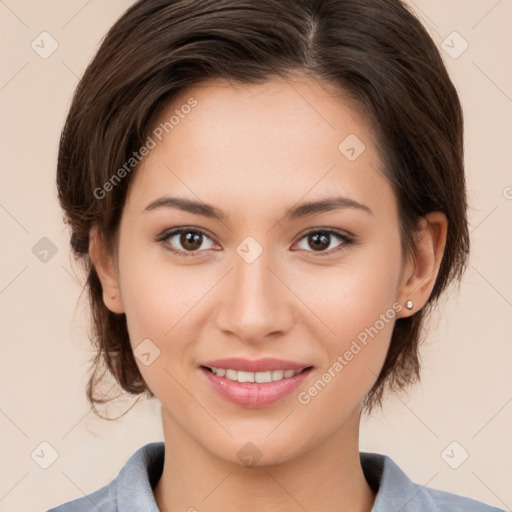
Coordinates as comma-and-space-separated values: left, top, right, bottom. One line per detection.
200, 367, 313, 408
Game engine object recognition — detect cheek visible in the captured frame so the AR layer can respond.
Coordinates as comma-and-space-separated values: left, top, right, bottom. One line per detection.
116, 226, 212, 341
291, 237, 402, 399
294, 291, 398, 425
117, 264, 205, 399
116, 242, 229, 397
292, 238, 402, 342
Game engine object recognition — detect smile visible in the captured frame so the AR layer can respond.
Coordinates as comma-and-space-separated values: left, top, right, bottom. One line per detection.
205, 367, 307, 383
200, 363, 314, 408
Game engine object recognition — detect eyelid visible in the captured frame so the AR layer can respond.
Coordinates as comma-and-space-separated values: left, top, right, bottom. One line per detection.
298, 227, 354, 240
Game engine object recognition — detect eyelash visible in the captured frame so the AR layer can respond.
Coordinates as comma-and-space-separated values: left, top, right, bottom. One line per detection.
154, 227, 354, 258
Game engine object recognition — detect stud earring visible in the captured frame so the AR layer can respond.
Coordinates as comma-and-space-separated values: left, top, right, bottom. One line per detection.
406, 299, 414, 310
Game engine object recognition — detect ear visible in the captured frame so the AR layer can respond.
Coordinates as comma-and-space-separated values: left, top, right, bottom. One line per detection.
88, 225, 125, 314
395, 212, 448, 318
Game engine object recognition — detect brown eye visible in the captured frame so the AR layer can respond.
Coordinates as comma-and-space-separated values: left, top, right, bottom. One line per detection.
180, 231, 203, 251
158, 227, 216, 257
295, 229, 353, 255
308, 232, 331, 251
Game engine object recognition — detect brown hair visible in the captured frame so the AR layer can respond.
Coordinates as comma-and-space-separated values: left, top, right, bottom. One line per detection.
57, 0, 469, 417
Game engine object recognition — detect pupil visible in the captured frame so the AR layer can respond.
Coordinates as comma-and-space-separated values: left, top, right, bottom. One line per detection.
309, 233, 329, 251
181, 231, 202, 251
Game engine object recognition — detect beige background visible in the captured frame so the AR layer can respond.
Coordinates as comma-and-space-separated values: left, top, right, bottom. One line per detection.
0, 0, 511, 511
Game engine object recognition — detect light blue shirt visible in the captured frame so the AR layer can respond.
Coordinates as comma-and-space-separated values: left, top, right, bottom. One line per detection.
47, 442, 505, 511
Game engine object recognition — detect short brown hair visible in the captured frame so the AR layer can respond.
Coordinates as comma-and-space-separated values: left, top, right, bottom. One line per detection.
57, 0, 469, 417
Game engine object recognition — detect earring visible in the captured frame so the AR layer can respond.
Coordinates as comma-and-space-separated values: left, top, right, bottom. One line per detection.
406, 299, 414, 310
110, 294, 116, 300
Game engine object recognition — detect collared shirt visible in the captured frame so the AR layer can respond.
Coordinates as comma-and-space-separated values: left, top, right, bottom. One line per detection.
47, 442, 505, 511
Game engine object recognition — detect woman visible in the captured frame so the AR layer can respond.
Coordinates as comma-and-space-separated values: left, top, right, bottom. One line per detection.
49, 0, 505, 510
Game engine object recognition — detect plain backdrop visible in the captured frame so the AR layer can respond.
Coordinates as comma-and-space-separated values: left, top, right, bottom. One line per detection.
0, 1, 511, 511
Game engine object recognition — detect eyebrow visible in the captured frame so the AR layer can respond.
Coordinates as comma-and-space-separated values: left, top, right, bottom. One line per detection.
142, 195, 373, 221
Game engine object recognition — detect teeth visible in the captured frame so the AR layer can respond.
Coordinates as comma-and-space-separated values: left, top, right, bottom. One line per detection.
255, 371, 272, 383
237, 371, 254, 383
210, 367, 304, 383
225, 369, 237, 380
272, 370, 284, 380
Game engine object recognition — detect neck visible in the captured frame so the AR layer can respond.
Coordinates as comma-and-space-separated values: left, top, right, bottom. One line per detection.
154, 406, 376, 512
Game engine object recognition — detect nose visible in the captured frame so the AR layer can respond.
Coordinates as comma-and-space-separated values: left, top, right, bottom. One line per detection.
214, 244, 294, 344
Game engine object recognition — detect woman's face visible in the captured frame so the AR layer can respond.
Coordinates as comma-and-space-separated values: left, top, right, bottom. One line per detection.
105, 77, 415, 465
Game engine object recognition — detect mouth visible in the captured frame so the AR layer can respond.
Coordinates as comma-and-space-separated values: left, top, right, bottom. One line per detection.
199, 359, 314, 408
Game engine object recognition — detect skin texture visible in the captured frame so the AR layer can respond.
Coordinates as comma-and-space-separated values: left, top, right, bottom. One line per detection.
90, 77, 447, 512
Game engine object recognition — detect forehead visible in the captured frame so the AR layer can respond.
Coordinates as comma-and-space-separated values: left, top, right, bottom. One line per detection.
125, 77, 395, 221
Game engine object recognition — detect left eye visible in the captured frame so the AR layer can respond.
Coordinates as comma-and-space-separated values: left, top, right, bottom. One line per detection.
295, 229, 352, 255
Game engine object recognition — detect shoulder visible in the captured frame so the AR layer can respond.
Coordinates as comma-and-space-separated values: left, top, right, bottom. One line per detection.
423, 486, 505, 511
360, 452, 506, 512
47, 483, 114, 512
46, 442, 165, 512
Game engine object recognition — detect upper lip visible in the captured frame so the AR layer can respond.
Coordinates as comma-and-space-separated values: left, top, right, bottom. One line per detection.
201, 357, 312, 373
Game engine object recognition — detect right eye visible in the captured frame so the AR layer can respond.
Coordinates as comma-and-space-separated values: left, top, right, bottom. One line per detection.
156, 227, 217, 257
